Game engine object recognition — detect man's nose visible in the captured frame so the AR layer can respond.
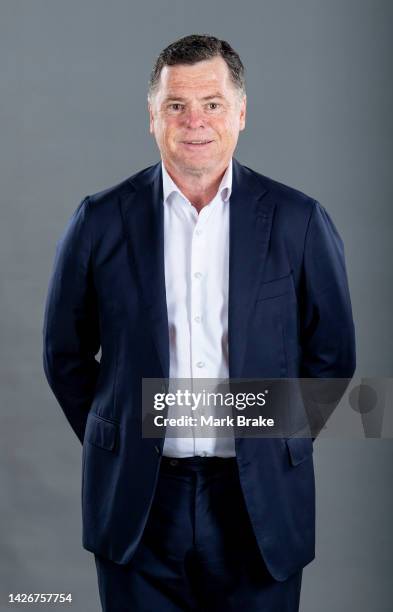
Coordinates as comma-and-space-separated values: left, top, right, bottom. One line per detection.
183, 106, 205, 129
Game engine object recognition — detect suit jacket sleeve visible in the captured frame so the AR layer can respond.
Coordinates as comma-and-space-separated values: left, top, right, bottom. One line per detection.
42, 197, 100, 444
299, 200, 356, 437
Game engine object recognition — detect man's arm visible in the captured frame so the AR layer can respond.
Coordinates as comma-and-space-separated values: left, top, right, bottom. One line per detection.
42, 197, 100, 444
299, 200, 356, 438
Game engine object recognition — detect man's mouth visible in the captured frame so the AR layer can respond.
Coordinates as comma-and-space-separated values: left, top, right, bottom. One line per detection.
181, 140, 213, 147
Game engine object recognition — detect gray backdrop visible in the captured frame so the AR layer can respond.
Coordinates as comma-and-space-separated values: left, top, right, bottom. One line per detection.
1, 1, 392, 610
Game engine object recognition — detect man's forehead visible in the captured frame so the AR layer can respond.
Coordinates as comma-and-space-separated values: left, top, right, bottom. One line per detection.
162, 91, 226, 102
160, 58, 230, 86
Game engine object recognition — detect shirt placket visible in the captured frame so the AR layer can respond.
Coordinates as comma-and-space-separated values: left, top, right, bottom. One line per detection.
189, 202, 217, 455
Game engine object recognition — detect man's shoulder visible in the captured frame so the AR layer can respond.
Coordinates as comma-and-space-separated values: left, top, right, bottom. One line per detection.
238, 161, 317, 216
86, 163, 159, 209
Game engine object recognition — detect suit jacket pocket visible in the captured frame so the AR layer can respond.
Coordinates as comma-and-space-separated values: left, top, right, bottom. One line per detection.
256, 272, 293, 301
285, 436, 313, 466
85, 413, 119, 452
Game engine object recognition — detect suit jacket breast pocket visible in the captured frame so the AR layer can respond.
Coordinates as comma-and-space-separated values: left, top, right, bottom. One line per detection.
256, 272, 293, 302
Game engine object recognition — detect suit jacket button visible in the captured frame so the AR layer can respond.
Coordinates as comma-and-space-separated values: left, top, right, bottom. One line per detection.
154, 445, 161, 455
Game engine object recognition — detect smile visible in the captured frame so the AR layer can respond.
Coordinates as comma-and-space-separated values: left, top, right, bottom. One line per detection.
181, 140, 213, 147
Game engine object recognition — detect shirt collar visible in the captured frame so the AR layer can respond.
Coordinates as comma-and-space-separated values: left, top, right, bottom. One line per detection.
161, 158, 233, 206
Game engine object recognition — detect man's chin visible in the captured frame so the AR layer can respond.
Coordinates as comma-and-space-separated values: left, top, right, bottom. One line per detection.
177, 159, 215, 176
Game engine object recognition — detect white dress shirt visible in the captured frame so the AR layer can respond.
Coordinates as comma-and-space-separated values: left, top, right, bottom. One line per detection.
161, 159, 236, 458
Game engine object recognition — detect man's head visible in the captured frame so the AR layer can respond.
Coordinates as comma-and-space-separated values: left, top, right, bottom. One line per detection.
148, 34, 246, 179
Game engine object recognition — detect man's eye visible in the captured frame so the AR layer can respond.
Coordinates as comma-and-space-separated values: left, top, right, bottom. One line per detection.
169, 104, 184, 111
207, 102, 220, 110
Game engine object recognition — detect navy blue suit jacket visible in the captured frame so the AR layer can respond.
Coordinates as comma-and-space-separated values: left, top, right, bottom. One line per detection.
43, 158, 356, 581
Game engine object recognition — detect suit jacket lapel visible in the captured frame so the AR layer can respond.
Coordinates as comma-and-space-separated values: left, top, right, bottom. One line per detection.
119, 162, 170, 380
228, 158, 275, 377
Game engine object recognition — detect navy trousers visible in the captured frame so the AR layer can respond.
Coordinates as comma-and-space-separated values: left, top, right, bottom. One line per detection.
94, 456, 303, 611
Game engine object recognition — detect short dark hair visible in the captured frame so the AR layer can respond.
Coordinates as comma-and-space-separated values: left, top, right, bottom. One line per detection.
148, 34, 246, 101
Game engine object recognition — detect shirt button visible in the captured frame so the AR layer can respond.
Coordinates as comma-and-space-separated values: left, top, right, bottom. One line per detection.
195, 229, 202, 236
193, 272, 202, 279
194, 315, 202, 323
196, 361, 205, 368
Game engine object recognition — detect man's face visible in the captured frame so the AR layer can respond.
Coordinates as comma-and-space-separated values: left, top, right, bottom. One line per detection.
148, 56, 246, 177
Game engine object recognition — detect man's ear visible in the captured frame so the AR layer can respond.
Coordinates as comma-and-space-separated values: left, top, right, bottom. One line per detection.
239, 95, 247, 131
148, 102, 154, 135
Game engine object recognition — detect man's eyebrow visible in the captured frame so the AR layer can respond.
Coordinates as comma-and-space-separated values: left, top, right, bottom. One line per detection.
162, 93, 226, 103
200, 93, 225, 101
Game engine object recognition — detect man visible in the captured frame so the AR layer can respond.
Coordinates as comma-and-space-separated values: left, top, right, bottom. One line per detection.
43, 34, 356, 611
